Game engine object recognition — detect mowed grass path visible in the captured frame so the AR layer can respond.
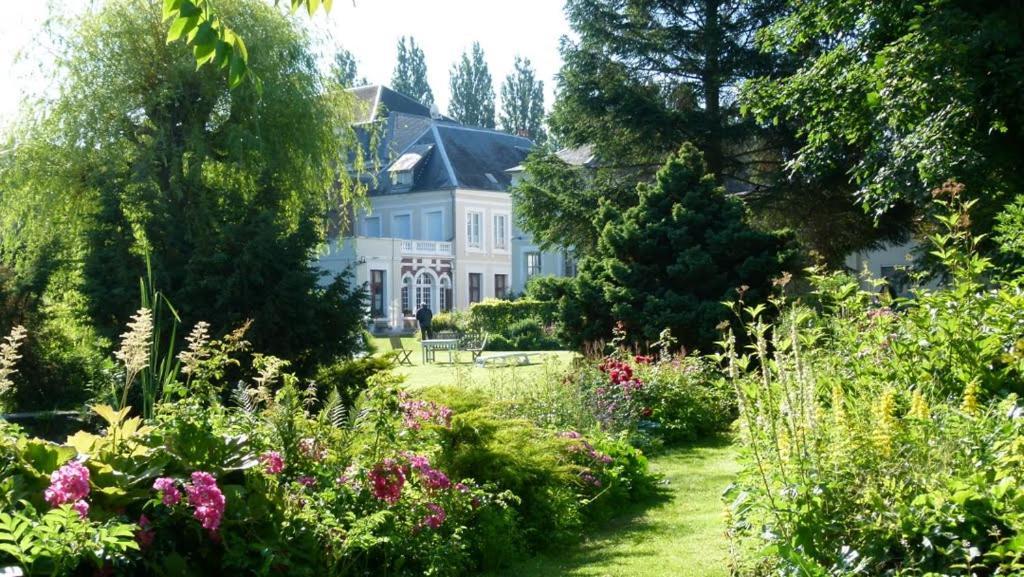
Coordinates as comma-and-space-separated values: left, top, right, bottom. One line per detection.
379, 337, 739, 576
492, 440, 739, 577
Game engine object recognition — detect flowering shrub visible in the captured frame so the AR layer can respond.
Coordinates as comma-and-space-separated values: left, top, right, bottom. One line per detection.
184, 472, 225, 532
43, 461, 91, 518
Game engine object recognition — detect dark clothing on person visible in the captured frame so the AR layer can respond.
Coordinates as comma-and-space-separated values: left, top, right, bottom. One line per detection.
415, 305, 434, 339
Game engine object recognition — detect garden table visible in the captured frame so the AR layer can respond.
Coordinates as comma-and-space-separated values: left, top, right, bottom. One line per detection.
421, 338, 459, 364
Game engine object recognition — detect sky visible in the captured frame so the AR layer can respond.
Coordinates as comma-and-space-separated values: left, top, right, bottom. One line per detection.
0, 0, 573, 127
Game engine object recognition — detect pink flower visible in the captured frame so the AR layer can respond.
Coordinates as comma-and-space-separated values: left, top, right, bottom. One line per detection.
368, 459, 406, 504
455, 482, 469, 493
399, 397, 453, 430
402, 453, 451, 491
44, 461, 90, 507
419, 503, 446, 530
298, 476, 317, 487
185, 471, 226, 532
136, 515, 155, 548
260, 451, 285, 475
153, 477, 182, 506
71, 499, 89, 519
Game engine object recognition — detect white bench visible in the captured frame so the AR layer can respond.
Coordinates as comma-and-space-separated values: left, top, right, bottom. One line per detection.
474, 351, 547, 368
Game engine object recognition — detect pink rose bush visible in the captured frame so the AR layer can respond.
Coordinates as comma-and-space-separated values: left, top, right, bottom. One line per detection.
44, 461, 91, 519
185, 472, 226, 532
153, 477, 182, 506
151, 472, 225, 532
260, 451, 285, 474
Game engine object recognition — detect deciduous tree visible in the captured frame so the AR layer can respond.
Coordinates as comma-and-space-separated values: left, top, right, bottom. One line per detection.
392, 36, 434, 105
448, 42, 495, 128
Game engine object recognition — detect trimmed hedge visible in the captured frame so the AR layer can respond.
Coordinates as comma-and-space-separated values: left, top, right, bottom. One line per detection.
468, 299, 557, 333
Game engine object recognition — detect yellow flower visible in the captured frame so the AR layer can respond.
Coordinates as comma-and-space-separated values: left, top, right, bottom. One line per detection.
962, 380, 980, 415
872, 389, 897, 458
909, 390, 930, 421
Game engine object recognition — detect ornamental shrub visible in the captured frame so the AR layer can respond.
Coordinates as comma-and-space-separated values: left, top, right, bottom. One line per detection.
467, 299, 557, 334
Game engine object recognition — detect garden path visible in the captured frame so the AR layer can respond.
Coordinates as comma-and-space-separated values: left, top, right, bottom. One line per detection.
491, 439, 738, 577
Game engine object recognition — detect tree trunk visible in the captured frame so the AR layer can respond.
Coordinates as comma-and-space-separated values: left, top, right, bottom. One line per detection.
702, 0, 724, 183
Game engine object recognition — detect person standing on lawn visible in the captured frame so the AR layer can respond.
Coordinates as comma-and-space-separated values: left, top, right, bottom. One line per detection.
415, 302, 434, 340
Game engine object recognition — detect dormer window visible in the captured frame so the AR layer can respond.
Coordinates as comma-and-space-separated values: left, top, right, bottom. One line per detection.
387, 144, 433, 191
391, 169, 414, 186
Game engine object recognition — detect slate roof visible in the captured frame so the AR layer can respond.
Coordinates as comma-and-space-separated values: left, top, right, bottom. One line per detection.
347, 85, 533, 195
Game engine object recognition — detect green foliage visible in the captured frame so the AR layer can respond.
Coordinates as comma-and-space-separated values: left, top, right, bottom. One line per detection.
511, 150, 639, 255
637, 356, 736, 444
743, 0, 1024, 237
0, 0, 369, 402
448, 42, 495, 129
994, 194, 1024, 272
313, 355, 396, 407
558, 144, 797, 352
429, 311, 468, 335
499, 57, 545, 143
162, 0, 333, 90
468, 299, 557, 333
392, 36, 434, 105
0, 505, 139, 575
332, 47, 365, 87
724, 198, 1024, 575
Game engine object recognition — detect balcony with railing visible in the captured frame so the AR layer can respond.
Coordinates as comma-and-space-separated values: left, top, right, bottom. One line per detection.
400, 240, 453, 257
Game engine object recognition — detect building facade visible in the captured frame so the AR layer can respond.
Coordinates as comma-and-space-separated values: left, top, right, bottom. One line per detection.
317, 86, 530, 333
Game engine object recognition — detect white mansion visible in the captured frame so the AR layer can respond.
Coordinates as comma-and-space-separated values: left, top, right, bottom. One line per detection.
317, 85, 563, 333
318, 85, 922, 333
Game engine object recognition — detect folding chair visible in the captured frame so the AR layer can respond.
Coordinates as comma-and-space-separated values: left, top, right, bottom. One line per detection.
389, 336, 413, 366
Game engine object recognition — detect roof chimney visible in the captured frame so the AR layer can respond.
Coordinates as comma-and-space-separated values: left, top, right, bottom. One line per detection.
429, 103, 442, 120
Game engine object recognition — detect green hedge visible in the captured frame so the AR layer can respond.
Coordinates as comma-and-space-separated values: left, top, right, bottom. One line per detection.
468, 299, 557, 333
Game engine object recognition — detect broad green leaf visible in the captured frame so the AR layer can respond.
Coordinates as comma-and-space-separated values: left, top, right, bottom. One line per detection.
162, 0, 184, 21
167, 15, 199, 43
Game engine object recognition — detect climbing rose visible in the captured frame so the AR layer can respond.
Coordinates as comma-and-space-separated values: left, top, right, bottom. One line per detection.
44, 461, 90, 509
260, 451, 285, 475
153, 477, 182, 506
368, 459, 405, 504
185, 472, 226, 531
419, 503, 446, 530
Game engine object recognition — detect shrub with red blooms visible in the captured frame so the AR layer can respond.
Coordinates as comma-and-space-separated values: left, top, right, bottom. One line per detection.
369, 458, 406, 504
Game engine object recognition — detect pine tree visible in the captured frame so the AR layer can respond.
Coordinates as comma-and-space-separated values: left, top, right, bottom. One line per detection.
391, 36, 434, 105
333, 48, 365, 87
499, 57, 545, 142
561, 143, 796, 351
448, 42, 495, 128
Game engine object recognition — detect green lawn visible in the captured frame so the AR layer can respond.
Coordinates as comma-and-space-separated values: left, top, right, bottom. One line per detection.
490, 440, 739, 577
373, 336, 578, 389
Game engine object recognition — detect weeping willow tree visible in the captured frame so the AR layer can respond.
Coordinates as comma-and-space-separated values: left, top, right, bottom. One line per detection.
0, 0, 368, 406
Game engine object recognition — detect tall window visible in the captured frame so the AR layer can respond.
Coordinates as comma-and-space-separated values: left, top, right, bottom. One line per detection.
415, 272, 434, 310
392, 214, 412, 239
494, 214, 507, 250
466, 212, 482, 249
364, 217, 381, 237
440, 276, 452, 312
401, 275, 413, 315
469, 273, 482, 304
370, 270, 386, 318
526, 252, 542, 278
426, 211, 444, 241
494, 274, 508, 299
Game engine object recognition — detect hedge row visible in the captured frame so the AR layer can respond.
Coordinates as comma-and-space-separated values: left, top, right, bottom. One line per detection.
467, 299, 557, 332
